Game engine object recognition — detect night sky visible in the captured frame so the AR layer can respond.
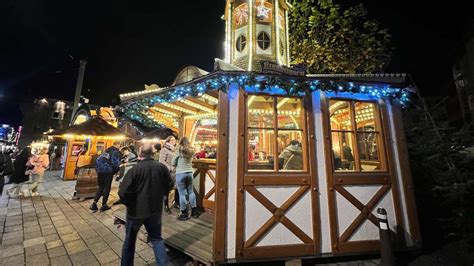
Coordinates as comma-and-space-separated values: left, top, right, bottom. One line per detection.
0, 0, 471, 127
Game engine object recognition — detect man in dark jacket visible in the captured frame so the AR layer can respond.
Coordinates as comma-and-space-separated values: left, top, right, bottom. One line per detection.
90, 141, 122, 212
0, 149, 14, 195
119, 144, 173, 266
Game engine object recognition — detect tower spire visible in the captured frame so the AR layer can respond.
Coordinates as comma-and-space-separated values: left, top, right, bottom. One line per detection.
224, 0, 291, 71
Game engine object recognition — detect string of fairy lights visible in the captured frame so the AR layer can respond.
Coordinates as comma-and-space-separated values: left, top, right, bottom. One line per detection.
121, 72, 413, 129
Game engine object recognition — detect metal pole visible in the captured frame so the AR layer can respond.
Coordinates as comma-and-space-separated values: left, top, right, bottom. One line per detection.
377, 207, 395, 266
71, 60, 87, 124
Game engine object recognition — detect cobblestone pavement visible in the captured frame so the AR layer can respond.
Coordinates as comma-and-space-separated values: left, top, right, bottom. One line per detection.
0, 171, 192, 266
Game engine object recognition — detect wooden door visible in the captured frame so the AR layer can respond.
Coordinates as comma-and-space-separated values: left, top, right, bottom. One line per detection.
322, 97, 403, 254
235, 91, 320, 260
63, 141, 85, 180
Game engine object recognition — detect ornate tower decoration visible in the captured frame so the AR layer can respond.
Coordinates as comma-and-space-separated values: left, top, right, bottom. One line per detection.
224, 0, 291, 71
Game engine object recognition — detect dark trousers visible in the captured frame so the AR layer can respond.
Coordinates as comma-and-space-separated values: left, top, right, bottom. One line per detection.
121, 213, 168, 266
0, 176, 4, 194
94, 173, 113, 206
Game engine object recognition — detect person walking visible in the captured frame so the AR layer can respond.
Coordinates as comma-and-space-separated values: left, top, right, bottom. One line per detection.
119, 144, 173, 266
29, 147, 50, 196
90, 141, 122, 212
7, 147, 33, 198
172, 137, 200, 221
0, 149, 14, 195
116, 147, 138, 182
159, 136, 177, 214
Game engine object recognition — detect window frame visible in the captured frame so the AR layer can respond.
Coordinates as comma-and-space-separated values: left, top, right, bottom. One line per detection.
236, 35, 247, 53
244, 93, 310, 174
257, 31, 271, 50
328, 98, 388, 174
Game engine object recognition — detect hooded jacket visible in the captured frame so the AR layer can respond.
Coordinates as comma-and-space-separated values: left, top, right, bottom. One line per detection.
278, 144, 303, 170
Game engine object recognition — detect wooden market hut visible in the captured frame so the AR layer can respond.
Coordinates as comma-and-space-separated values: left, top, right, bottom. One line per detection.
115, 0, 421, 264
49, 117, 126, 181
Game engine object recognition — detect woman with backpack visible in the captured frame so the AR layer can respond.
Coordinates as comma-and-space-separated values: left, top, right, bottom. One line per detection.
172, 137, 200, 220
7, 147, 33, 198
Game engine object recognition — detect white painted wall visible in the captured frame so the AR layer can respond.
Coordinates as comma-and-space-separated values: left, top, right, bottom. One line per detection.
225, 83, 240, 259
205, 170, 216, 201
243, 186, 312, 246
312, 91, 332, 253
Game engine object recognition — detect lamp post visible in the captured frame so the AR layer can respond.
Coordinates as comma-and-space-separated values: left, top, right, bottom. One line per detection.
71, 60, 87, 124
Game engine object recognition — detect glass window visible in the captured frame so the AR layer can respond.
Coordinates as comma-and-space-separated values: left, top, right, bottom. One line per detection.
236, 35, 247, 52
257, 31, 271, 50
329, 100, 386, 172
247, 95, 307, 172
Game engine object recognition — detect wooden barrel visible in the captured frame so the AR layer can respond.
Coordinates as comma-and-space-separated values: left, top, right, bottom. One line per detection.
74, 166, 99, 199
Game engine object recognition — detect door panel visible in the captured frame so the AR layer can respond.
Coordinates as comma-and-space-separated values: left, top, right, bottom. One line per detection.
236, 91, 320, 260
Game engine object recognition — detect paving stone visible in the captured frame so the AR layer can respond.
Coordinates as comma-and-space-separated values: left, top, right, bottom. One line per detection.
1, 237, 24, 246
101, 233, 120, 243
23, 237, 46, 248
64, 240, 88, 255
102, 259, 121, 266
25, 244, 46, 257
24, 231, 42, 240
3, 225, 23, 233
41, 227, 56, 236
49, 255, 72, 266
108, 240, 124, 254
84, 236, 102, 246
23, 216, 38, 223
44, 234, 60, 242
134, 256, 149, 266
95, 250, 119, 264
2, 231, 23, 240
25, 252, 49, 265
46, 240, 63, 250
88, 240, 110, 255
78, 229, 97, 239
23, 221, 39, 227
52, 219, 70, 227
0, 244, 24, 258
138, 248, 156, 263
0, 254, 24, 265
57, 226, 75, 235
69, 250, 99, 265
60, 232, 81, 243
47, 246, 67, 259
24, 225, 41, 234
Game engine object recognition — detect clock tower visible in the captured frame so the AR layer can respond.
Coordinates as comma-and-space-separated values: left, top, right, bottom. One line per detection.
224, 0, 291, 71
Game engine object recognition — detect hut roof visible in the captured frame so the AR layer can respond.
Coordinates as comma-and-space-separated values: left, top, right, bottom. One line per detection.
49, 117, 125, 138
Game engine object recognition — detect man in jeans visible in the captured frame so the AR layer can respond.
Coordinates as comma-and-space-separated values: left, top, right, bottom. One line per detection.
90, 141, 122, 212
119, 144, 173, 266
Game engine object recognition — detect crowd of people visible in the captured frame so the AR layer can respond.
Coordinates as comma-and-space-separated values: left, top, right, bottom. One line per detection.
114, 136, 201, 265
0, 135, 206, 265
0, 146, 50, 198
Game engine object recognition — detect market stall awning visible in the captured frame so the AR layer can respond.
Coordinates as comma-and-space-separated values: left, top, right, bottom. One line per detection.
48, 117, 127, 139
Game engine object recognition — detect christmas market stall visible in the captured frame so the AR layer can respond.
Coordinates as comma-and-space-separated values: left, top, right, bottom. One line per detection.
48, 117, 126, 198
115, 0, 421, 264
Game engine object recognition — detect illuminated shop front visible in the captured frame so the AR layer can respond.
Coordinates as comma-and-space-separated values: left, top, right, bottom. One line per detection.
115, 0, 420, 264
